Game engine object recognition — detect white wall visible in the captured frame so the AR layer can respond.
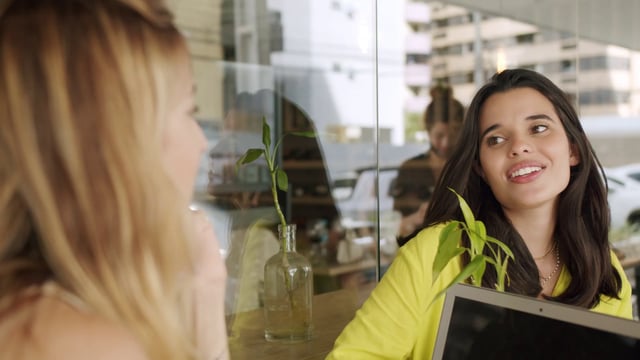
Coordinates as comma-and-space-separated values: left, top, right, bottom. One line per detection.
268, 0, 406, 145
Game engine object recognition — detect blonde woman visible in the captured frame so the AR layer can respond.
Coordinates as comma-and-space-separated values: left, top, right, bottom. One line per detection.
0, 0, 228, 359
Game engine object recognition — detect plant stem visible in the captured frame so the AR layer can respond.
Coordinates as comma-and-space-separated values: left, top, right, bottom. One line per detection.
265, 148, 289, 261
265, 144, 295, 310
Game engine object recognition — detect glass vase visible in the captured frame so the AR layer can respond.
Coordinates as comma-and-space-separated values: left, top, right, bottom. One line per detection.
263, 224, 313, 342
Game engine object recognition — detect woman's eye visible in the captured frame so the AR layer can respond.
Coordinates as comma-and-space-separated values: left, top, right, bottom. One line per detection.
486, 136, 505, 146
532, 124, 548, 133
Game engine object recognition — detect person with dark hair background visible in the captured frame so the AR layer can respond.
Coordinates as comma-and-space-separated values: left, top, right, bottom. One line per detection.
392, 85, 465, 245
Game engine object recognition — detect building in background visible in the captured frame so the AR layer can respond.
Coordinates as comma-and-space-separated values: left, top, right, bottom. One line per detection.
220, 0, 406, 147
403, 0, 433, 143
427, 2, 640, 118
169, 0, 640, 173
423, 1, 640, 165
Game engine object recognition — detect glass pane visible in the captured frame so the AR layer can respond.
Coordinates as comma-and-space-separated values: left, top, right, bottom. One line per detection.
174, 0, 381, 357
170, 0, 640, 356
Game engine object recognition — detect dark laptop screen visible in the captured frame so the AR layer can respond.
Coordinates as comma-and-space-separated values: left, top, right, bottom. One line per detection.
440, 297, 640, 359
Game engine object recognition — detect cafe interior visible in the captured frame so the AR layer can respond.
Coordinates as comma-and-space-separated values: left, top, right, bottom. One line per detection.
178, 0, 640, 358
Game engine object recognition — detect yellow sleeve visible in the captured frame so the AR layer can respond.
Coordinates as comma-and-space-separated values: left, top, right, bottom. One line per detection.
589, 250, 634, 319
610, 251, 633, 319
326, 225, 450, 359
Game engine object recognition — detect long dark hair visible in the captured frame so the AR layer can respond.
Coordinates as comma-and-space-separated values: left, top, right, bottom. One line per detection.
423, 69, 622, 308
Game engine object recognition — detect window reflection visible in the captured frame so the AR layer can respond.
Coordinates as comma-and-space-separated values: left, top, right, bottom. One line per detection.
171, 0, 640, 352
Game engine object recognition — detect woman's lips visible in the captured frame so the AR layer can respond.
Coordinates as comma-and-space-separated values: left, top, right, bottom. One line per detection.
509, 166, 542, 179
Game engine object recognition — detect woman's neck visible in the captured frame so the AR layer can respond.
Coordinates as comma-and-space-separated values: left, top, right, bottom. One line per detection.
504, 206, 556, 256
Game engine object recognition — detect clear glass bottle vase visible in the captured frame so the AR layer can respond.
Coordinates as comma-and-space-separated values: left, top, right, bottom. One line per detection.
263, 224, 314, 342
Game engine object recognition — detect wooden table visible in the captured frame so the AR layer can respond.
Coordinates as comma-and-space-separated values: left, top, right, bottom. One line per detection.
313, 256, 391, 293
227, 289, 361, 360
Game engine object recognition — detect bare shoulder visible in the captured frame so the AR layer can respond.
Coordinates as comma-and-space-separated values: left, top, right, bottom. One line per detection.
0, 295, 148, 360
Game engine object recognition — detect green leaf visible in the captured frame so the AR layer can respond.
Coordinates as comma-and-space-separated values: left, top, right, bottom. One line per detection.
485, 235, 515, 259
470, 255, 486, 287
474, 220, 487, 241
483, 256, 498, 267
452, 188, 475, 228
235, 149, 264, 171
495, 256, 510, 291
438, 221, 459, 248
432, 248, 465, 286
466, 224, 485, 257
430, 255, 485, 306
289, 131, 316, 138
276, 168, 288, 191
262, 118, 271, 149
432, 222, 463, 284
425, 190, 517, 313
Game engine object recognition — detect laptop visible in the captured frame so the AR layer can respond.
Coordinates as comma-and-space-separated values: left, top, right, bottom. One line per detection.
432, 283, 640, 359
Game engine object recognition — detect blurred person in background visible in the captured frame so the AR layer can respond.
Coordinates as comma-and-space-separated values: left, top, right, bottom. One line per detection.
392, 85, 465, 245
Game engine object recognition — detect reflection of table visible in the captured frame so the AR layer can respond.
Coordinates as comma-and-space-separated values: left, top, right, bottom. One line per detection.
314, 258, 380, 277
313, 257, 391, 293
228, 289, 360, 360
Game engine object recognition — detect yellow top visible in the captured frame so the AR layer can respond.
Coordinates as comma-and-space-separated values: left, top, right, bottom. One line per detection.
327, 224, 633, 359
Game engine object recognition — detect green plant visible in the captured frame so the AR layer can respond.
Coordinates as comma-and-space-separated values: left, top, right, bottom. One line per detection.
235, 117, 314, 237
431, 188, 515, 302
236, 118, 316, 339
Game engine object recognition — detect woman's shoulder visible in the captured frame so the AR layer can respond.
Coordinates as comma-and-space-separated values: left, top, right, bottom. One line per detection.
397, 152, 432, 170
0, 289, 148, 360
401, 223, 449, 254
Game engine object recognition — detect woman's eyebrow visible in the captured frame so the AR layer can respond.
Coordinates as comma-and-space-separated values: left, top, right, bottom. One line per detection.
480, 124, 500, 140
525, 113, 553, 121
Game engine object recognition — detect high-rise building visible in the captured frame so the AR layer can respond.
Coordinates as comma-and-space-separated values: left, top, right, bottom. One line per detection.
404, 1, 432, 115
427, 2, 640, 117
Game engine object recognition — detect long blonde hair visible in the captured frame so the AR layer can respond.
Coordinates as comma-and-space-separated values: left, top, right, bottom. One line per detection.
0, 0, 199, 357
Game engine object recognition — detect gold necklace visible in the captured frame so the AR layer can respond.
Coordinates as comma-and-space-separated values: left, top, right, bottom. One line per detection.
533, 242, 555, 261
539, 245, 561, 287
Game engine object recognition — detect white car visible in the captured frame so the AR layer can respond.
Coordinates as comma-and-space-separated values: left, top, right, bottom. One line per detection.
336, 167, 397, 221
607, 163, 640, 186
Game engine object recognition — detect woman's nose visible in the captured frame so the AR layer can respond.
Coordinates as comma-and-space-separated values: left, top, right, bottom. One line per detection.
509, 136, 531, 157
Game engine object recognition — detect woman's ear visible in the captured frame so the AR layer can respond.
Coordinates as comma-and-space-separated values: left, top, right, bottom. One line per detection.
569, 143, 580, 166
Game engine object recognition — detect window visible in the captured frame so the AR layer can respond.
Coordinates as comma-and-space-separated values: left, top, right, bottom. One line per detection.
516, 33, 535, 44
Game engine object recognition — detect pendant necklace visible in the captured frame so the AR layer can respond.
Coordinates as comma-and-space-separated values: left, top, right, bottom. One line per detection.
540, 244, 560, 287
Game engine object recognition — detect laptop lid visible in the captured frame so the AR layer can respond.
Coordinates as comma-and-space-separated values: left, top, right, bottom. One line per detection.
432, 283, 640, 359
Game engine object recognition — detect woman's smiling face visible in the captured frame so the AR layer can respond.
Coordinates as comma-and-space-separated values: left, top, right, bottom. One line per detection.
477, 87, 580, 212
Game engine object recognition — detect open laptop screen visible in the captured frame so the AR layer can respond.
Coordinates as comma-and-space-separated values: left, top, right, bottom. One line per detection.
432, 284, 640, 359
